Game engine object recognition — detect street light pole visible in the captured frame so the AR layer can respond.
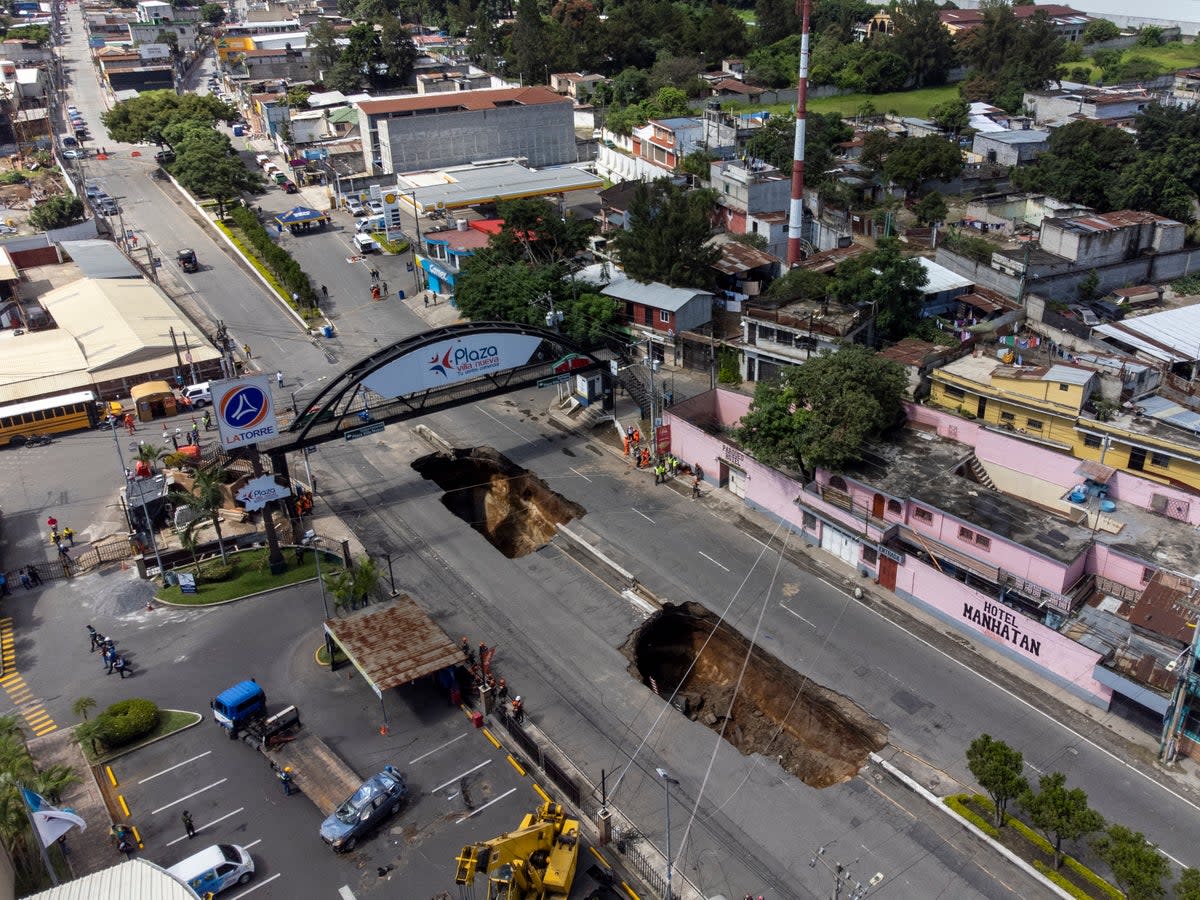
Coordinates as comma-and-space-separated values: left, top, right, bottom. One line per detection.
304, 529, 336, 670
655, 767, 679, 900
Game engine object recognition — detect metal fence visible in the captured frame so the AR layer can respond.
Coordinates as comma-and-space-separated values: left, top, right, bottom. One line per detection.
492, 707, 581, 807
616, 838, 677, 900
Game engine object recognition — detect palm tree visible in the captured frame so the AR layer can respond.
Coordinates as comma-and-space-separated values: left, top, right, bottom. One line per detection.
186, 466, 229, 562
70, 697, 95, 722
324, 555, 382, 613
135, 442, 167, 472
351, 555, 380, 607
29, 765, 78, 805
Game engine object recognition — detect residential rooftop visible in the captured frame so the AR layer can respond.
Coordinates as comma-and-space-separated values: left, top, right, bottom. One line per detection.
357, 86, 564, 116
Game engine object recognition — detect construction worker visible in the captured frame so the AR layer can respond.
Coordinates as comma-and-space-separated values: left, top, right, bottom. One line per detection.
461, 636, 475, 665
639, 447, 650, 469
278, 766, 294, 796
632, 427, 641, 446
622, 433, 630, 456
496, 678, 508, 701
511, 696, 525, 724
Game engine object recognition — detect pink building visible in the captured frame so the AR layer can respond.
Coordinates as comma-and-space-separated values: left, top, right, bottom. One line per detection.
667, 390, 1200, 713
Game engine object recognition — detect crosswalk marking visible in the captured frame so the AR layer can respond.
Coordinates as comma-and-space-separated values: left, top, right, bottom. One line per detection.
0, 618, 55, 736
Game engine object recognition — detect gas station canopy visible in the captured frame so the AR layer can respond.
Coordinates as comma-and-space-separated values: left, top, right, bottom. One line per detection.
324, 596, 465, 696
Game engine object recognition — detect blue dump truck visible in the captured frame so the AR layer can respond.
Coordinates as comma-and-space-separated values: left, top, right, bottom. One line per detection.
211, 680, 362, 818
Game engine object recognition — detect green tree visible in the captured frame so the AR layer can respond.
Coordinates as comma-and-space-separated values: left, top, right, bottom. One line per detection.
743, 113, 853, 183
892, 0, 957, 87
829, 239, 928, 340
680, 150, 715, 180
754, 0, 798, 47
1176, 868, 1200, 900
1092, 825, 1170, 900
163, 122, 261, 217
71, 697, 96, 722
102, 90, 235, 144
377, 15, 418, 87
913, 191, 948, 226
764, 268, 830, 304
734, 344, 907, 476
199, 2, 226, 24
457, 260, 565, 327
1018, 772, 1104, 870
29, 194, 84, 231
184, 466, 229, 562
960, 3, 1064, 110
510, 0, 549, 85
309, 19, 342, 72
1111, 156, 1197, 223
135, 442, 167, 470
614, 179, 718, 289
927, 97, 970, 136
1136, 25, 1164, 46
325, 555, 381, 612
1011, 119, 1137, 210
858, 130, 895, 173
482, 197, 593, 266
966, 734, 1027, 830
883, 135, 963, 192
1082, 18, 1120, 43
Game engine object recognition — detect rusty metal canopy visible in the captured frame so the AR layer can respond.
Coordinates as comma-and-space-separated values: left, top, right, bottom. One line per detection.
325, 597, 465, 695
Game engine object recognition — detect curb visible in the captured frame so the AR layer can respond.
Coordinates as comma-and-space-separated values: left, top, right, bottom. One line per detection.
870, 752, 1074, 900
85, 709, 205, 766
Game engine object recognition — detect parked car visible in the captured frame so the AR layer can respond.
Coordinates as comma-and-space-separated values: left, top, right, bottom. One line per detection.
344, 197, 365, 216
168, 844, 254, 895
1069, 305, 1100, 327
353, 233, 381, 253
1090, 299, 1125, 322
367, 199, 384, 215
62, 149, 84, 159
282, 181, 298, 193
85, 184, 102, 198
97, 198, 118, 216
319, 766, 407, 852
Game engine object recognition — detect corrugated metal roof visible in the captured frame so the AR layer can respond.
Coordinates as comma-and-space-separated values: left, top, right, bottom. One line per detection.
915, 257, 972, 295
325, 597, 465, 693
0, 329, 90, 402
61, 240, 140, 279
29, 859, 199, 899
401, 163, 601, 212
1139, 394, 1200, 436
1095, 305, 1200, 364
1044, 364, 1093, 385
599, 272, 713, 312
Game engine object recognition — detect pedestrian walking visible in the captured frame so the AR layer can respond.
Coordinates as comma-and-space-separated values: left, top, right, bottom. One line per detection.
276, 371, 284, 387
63, 527, 75, 546
190, 427, 199, 446
321, 284, 328, 299
692, 475, 701, 500
278, 766, 294, 796
243, 343, 252, 358
46, 515, 57, 531
173, 428, 182, 450
202, 411, 212, 431
182, 810, 196, 839
104, 647, 117, 674
124, 413, 135, 434
381, 281, 388, 294
26, 565, 40, 586
114, 656, 128, 678
423, 294, 429, 308
87, 625, 100, 652
19, 570, 30, 590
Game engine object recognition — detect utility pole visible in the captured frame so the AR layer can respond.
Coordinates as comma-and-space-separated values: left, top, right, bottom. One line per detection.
809, 846, 884, 900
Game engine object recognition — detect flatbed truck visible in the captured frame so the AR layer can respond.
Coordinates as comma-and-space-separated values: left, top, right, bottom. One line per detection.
211, 680, 361, 816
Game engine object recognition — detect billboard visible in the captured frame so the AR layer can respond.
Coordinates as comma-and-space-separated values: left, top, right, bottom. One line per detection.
212, 375, 280, 449
362, 333, 544, 397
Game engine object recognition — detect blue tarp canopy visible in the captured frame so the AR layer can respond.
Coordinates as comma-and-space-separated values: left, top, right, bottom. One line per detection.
274, 206, 329, 226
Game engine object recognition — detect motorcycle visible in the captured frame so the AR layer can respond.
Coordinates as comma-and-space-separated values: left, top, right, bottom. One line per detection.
22, 433, 53, 447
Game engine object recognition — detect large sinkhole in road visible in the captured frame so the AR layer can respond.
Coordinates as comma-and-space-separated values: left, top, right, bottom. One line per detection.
627, 602, 888, 788
412, 446, 585, 558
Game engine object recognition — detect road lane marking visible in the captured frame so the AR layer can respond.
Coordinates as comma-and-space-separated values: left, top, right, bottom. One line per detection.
151, 779, 227, 815
228, 872, 280, 899
698, 551, 730, 571
409, 732, 467, 765
456, 787, 517, 824
570, 466, 592, 483
632, 508, 654, 523
164, 806, 245, 846
779, 601, 816, 628
431, 759, 491, 794
475, 405, 524, 439
338, 886, 357, 900
139, 751, 212, 784
244, 839, 262, 850
817, 575, 1200, 854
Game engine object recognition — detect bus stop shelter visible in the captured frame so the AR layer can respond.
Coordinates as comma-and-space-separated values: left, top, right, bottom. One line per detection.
324, 597, 466, 729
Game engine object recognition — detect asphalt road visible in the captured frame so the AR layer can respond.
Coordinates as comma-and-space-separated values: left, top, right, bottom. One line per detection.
37, 7, 1200, 898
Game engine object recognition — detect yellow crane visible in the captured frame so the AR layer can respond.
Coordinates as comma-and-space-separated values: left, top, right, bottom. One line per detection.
454, 801, 581, 899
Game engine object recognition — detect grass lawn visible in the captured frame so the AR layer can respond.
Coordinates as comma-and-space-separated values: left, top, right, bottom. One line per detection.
730, 84, 961, 119
156, 547, 344, 605
83, 709, 202, 765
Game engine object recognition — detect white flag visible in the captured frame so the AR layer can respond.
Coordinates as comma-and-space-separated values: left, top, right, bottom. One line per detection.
21, 789, 86, 847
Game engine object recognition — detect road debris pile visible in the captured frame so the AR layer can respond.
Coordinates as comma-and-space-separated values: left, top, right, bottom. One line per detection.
413, 446, 585, 558
626, 602, 888, 787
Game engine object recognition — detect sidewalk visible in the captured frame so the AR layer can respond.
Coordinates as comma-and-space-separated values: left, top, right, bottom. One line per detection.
28, 729, 113, 877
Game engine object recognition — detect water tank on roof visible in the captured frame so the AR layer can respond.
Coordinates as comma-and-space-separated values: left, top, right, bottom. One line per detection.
456, 218, 467, 231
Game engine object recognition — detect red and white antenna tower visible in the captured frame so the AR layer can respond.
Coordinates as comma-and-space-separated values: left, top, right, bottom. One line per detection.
786, 0, 813, 267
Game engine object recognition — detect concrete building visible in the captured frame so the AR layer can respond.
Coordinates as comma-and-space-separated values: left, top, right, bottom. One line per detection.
1023, 86, 1156, 126
738, 300, 873, 382
1039, 210, 1185, 268
940, 3, 1093, 40
95, 48, 173, 93
548, 71, 605, 103
1173, 68, 1200, 108
930, 354, 1200, 493
355, 86, 574, 175
963, 192, 1094, 234
971, 129, 1051, 166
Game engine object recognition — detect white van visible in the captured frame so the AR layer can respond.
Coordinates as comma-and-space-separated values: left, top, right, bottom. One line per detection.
182, 382, 212, 407
168, 843, 254, 895
353, 234, 381, 253
356, 214, 386, 233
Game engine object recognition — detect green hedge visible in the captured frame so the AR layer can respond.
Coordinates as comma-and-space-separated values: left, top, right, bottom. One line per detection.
1063, 857, 1123, 900
228, 206, 317, 308
1034, 861, 1093, 900
96, 698, 160, 747
944, 793, 998, 838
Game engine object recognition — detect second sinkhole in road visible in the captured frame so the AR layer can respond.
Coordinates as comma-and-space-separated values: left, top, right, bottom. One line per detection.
626, 602, 888, 788
412, 446, 585, 558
